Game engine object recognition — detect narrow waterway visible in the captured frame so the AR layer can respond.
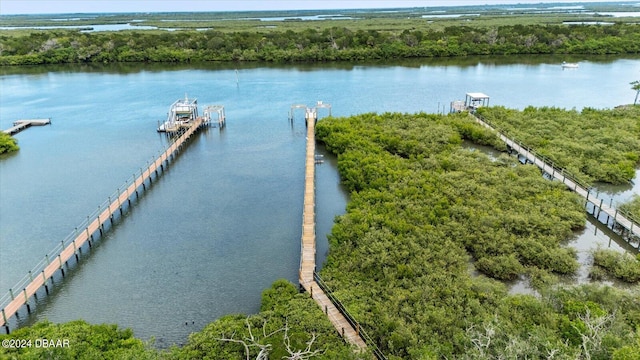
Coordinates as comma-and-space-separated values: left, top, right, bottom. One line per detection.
1, 56, 639, 344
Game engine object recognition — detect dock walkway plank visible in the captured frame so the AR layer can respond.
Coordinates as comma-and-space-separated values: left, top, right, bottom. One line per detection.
299, 116, 368, 350
472, 114, 639, 240
1, 119, 203, 327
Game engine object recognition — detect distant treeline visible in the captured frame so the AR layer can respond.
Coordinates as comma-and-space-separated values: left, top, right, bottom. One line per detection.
1, 23, 639, 65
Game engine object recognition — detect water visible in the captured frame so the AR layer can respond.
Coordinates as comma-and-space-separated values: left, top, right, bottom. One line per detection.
1, 56, 639, 344
0, 24, 160, 31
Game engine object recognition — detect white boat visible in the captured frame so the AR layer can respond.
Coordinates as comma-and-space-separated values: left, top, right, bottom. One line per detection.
561, 61, 579, 69
157, 95, 199, 133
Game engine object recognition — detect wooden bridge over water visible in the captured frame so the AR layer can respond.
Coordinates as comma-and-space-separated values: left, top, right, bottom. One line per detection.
472, 113, 639, 244
0, 117, 210, 332
2, 103, 384, 356
298, 107, 367, 349
297, 104, 386, 359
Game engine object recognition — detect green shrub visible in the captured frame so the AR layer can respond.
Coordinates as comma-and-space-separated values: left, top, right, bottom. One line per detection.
0, 132, 19, 154
593, 249, 640, 283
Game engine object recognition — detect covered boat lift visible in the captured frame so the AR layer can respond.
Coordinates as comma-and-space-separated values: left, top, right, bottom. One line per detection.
465, 92, 490, 111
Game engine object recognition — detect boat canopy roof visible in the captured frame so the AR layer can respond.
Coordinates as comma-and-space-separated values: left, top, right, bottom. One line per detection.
466, 92, 490, 100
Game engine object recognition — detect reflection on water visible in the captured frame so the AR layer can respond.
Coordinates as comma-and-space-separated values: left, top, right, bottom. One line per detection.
592, 169, 640, 209
509, 215, 639, 296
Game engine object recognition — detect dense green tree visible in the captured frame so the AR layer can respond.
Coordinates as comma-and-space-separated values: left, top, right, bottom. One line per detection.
0, 132, 19, 154
2, 23, 640, 65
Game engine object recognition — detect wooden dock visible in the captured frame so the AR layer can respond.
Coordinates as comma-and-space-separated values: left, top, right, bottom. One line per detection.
3, 119, 51, 135
0, 118, 207, 330
472, 114, 639, 242
298, 110, 368, 351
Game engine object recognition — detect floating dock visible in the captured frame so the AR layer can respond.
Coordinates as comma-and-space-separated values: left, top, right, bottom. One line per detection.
3, 119, 51, 135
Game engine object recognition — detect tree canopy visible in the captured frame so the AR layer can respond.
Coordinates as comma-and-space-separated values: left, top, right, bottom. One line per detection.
0, 132, 19, 154
1, 23, 639, 65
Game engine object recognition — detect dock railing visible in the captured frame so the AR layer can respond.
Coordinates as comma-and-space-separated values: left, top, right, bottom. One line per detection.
0, 158, 152, 318
474, 113, 591, 189
0, 127, 201, 324
313, 272, 387, 360
473, 112, 639, 239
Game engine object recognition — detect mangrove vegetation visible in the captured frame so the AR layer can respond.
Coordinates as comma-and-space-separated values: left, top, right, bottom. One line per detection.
2, 110, 639, 359
314, 111, 639, 358
1, 23, 639, 65
0, 280, 358, 359
476, 106, 640, 185
0, 132, 19, 154
591, 248, 640, 284
620, 195, 640, 222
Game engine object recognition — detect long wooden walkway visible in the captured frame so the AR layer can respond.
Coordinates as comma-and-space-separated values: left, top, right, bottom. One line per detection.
472, 114, 639, 241
1, 118, 206, 330
298, 111, 368, 350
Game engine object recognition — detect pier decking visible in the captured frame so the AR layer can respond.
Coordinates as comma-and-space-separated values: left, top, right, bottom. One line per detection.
472, 113, 639, 242
298, 107, 370, 351
1, 118, 208, 330
3, 119, 51, 135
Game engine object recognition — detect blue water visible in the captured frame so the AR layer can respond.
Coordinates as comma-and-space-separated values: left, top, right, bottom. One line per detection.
1, 56, 639, 345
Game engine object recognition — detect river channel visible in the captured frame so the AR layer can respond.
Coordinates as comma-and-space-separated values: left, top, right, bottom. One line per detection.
1, 55, 639, 345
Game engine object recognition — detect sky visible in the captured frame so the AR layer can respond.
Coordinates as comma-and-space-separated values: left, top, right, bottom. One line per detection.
0, 0, 629, 15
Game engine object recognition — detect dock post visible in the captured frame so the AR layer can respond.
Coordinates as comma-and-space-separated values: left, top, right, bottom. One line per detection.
86, 223, 92, 247
42, 271, 49, 294
118, 188, 124, 215
73, 240, 79, 261
109, 197, 114, 224
84, 217, 91, 242
597, 198, 603, 219
23, 289, 30, 314
58, 251, 63, 269
2, 309, 8, 329
98, 205, 104, 235
9, 289, 14, 301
